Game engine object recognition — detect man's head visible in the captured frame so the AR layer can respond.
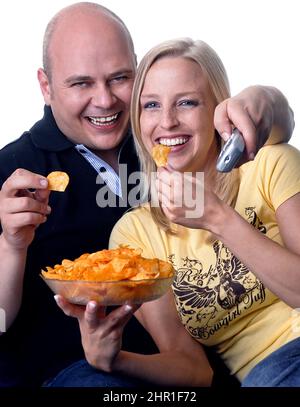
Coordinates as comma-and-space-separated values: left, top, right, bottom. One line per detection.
38, 2, 136, 159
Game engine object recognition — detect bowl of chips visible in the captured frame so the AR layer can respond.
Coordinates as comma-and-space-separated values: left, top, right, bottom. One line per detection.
41, 246, 174, 305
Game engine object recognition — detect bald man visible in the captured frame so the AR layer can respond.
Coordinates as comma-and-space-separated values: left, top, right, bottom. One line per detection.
0, 2, 294, 386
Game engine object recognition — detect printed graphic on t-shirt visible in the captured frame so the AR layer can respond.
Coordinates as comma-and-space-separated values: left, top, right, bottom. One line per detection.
171, 207, 267, 342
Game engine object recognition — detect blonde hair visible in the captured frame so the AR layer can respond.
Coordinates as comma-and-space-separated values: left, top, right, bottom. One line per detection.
131, 38, 240, 233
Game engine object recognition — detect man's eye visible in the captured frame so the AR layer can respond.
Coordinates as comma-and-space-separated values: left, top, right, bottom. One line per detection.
71, 82, 89, 88
110, 75, 128, 83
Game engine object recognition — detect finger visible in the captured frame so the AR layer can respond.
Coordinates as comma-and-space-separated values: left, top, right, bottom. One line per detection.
156, 179, 171, 206
158, 163, 175, 174
125, 303, 140, 313
84, 301, 106, 330
158, 172, 185, 208
4, 196, 51, 216
165, 163, 175, 172
54, 295, 85, 319
34, 188, 51, 204
214, 99, 233, 141
226, 105, 257, 159
235, 121, 257, 160
158, 167, 183, 186
156, 173, 170, 198
156, 167, 172, 184
101, 304, 135, 337
4, 212, 48, 229
2, 169, 48, 198
215, 100, 258, 160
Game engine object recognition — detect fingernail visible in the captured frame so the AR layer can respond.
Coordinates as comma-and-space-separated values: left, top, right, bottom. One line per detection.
221, 132, 230, 142
249, 152, 255, 160
54, 295, 60, 304
46, 205, 51, 214
87, 302, 97, 311
40, 179, 48, 187
124, 304, 133, 313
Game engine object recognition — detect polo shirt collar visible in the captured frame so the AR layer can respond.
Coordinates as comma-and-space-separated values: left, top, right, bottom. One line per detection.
30, 105, 75, 151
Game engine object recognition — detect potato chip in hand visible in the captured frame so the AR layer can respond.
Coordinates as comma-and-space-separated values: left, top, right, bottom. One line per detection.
152, 144, 171, 167
47, 171, 69, 192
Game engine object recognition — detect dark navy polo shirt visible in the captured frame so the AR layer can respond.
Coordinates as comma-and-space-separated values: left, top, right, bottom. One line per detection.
0, 106, 157, 386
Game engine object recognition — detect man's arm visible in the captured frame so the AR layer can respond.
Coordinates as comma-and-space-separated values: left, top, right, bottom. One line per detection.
214, 85, 294, 160
263, 86, 294, 144
0, 169, 50, 331
0, 237, 27, 332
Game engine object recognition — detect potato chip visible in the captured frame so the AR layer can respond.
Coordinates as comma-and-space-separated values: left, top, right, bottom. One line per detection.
152, 144, 171, 167
130, 258, 160, 280
47, 171, 69, 192
41, 245, 174, 282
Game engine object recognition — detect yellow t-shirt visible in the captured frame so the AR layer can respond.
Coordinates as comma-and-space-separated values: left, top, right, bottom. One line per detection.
110, 144, 300, 381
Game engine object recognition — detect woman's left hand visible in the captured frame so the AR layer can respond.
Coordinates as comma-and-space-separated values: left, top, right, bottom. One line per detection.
54, 295, 139, 372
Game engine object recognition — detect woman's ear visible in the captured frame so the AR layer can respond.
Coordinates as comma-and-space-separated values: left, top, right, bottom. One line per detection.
37, 68, 51, 106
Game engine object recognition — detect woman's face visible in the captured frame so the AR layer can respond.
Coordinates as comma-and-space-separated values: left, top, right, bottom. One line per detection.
140, 56, 217, 173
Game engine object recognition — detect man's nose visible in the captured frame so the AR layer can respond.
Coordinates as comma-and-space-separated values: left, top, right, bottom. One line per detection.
91, 84, 116, 108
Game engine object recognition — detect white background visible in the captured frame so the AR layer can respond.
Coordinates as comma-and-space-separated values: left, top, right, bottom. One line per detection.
0, 0, 298, 149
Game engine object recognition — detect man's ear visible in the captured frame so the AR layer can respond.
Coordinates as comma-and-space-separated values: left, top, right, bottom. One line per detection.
37, 68, 51, 105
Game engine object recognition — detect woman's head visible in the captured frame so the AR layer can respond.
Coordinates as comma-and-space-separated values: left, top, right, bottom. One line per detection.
130, 38, 238, 232
131, 38, 231, 176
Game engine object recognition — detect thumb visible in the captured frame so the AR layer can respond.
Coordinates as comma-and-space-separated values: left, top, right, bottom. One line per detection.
54, 295, 85, 319
35, 188, 50, 204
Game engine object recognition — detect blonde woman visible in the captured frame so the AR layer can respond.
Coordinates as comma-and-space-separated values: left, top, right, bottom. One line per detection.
52, 38, 300, 387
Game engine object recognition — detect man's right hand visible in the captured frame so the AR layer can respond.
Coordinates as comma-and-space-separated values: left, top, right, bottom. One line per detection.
0, 168, 51, 250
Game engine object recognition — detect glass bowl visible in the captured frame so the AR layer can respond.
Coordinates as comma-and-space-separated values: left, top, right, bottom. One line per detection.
41, 275, 174, 305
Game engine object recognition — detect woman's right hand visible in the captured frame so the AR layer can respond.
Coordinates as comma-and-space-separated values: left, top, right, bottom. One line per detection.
54, 295, 139, 372
0, 168, 50, 250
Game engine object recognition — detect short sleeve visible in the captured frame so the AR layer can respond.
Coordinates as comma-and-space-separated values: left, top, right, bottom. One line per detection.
109, 208, 157, 259
257, 144, 300, 211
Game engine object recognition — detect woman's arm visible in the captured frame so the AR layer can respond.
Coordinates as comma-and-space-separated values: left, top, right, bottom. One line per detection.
157, 167, 300, 308
117, 290, 213, 386
211, 192, 300, 308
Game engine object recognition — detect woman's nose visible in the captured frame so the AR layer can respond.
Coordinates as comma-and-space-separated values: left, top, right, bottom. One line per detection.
160, 108, 179, 129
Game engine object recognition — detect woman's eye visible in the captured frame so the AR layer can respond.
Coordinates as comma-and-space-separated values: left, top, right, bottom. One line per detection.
143, 101, 159, 109
178, 99, 199, 107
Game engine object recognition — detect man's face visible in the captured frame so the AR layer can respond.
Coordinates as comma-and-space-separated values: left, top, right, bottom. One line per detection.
39, 14, 136, 153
